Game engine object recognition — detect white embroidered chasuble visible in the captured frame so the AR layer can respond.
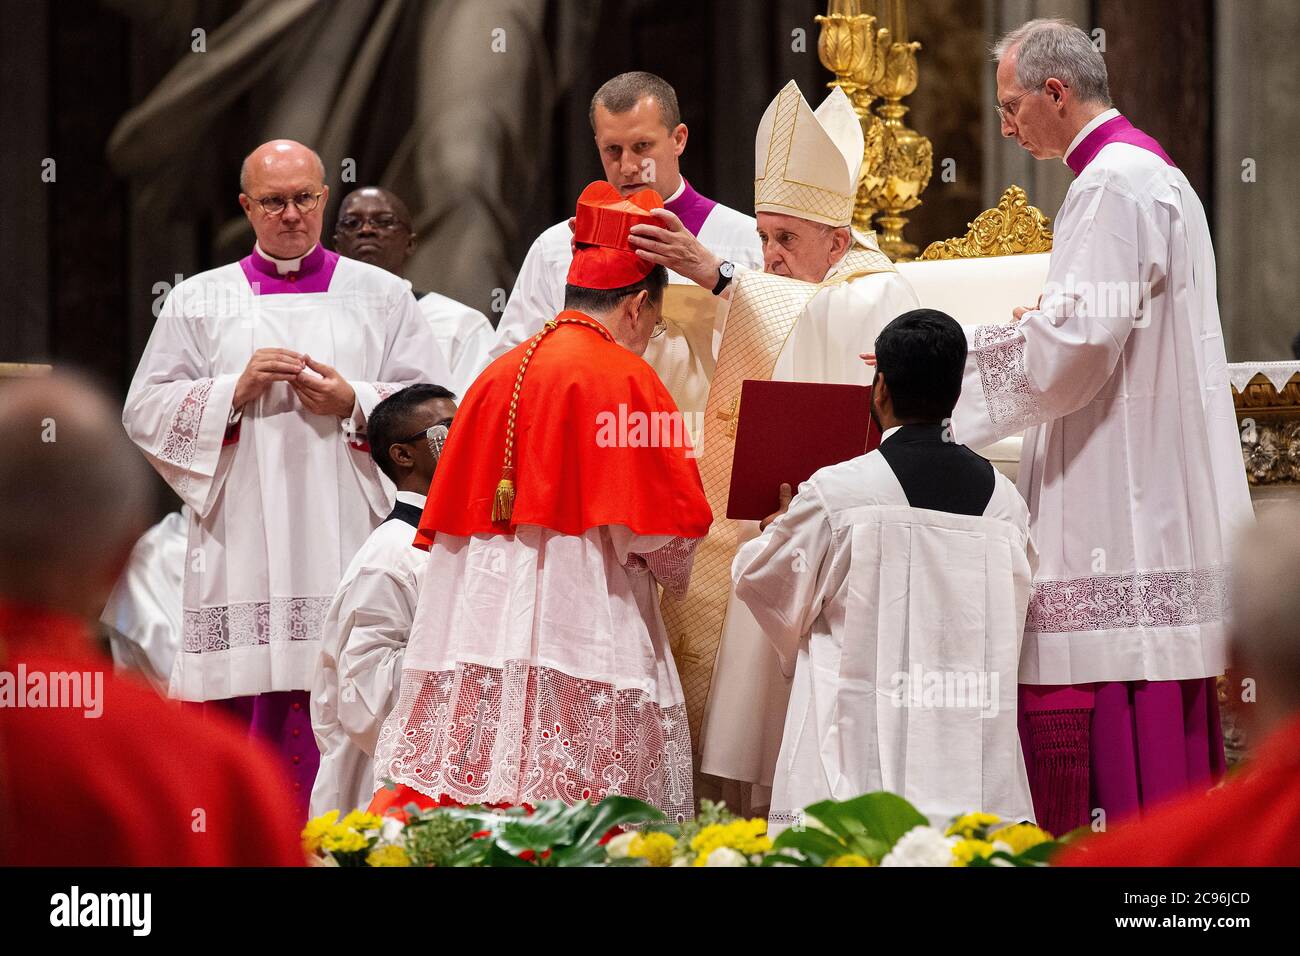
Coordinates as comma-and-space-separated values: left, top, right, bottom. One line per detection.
952, 140, 1253, 686
123, 250, 449, 701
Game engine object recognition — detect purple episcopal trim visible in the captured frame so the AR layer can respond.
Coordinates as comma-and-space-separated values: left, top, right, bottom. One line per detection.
239, 244, 340, 295
1066, 114, 1175, 175
665, 178, 717, 237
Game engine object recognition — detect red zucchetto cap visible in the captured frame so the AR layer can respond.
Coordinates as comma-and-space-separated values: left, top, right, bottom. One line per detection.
566, 181, 663, 289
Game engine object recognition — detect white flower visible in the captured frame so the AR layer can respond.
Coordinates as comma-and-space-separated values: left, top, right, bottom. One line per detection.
380, 816, 406, 846
879, 826, 957, 867
704, 847, 748, 867
605, 832, 638, 860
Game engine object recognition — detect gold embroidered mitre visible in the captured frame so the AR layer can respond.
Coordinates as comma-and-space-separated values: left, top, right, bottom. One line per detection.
754, 80, 864, 228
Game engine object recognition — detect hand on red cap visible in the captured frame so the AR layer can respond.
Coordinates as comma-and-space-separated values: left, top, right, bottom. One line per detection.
628, 208, 723, 290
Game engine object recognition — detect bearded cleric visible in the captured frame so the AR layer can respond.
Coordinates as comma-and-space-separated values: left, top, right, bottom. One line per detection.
371, 182, 712, 822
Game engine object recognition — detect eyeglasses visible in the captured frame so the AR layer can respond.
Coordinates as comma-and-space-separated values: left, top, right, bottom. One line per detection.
994, 84, 1055, 122
337, 213, 408, 233
396, 422, 451, 460
251, 190, 324, 216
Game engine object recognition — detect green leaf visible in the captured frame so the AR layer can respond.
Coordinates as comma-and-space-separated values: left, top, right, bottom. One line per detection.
771, 826, 851, 865
802, 792, 928, 847
1018, 840, 1066, 864
572, 796, 665, 846
760, 851, 817, 868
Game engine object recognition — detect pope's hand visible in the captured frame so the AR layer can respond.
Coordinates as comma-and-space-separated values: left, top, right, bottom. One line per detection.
628, 208, 722, 289
1012, 294, 1043, 322
233, 348, 305, 409
859, 352, 876, 368
760, 483, 794, 531
292, 355, 356, 418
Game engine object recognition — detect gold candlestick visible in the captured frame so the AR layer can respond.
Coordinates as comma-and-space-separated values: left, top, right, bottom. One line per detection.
816, 3, 887, 235
863, 35, 932, 260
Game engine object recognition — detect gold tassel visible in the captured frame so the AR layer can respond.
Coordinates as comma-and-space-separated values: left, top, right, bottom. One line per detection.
491, 474, 515, 523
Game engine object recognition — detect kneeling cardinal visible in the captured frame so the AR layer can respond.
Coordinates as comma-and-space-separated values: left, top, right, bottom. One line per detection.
370, 183, 712, 822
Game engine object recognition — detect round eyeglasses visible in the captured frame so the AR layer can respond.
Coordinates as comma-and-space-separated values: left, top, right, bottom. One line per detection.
251, 190, 324, 216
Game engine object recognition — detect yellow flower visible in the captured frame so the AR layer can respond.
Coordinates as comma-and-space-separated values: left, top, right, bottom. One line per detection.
367, 844, 412, 867
628, 832, 677, 868
301, 810, 340, 854
321, 826, 369, 854
826, 854, 872, 867
340, 810, 383, 834
991, 822, 1052, 855
945, 812, 1002, 838
690, 819, 772, 866
951, 838, 996, 866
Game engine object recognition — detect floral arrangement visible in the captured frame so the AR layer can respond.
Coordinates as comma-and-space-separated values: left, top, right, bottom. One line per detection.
302, 791, 1066, 868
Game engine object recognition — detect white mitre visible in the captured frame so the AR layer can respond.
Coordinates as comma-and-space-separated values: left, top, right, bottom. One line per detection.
754, 79, 865, 228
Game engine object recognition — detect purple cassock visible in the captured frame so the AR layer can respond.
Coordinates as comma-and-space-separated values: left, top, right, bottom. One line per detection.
1018, 114, 1226, 838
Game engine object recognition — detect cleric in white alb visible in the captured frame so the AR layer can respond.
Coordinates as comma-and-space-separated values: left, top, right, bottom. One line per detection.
486, 71, 762, 362
952, 20, 1253, 836
332, 185, 494, 397
123, 139, 449, 814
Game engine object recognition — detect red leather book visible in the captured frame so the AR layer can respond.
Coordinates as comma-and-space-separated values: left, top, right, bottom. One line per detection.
726, 379, 881, 520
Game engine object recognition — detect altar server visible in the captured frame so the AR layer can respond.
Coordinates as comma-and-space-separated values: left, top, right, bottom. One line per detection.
953, 19, 1253, 835
123, 139, 450, 817
310, 384, 455, 817
733, 310, 1035, 833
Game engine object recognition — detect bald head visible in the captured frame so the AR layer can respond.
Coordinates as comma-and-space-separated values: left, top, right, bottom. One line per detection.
238, 139, 329, 260
0, 371, 152, 620
239, 139, 325, 195
1230, 504, 1300, 726
334, 187, 417, 275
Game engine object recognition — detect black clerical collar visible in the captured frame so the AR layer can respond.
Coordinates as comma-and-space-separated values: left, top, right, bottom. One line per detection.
880, 422, 949, 445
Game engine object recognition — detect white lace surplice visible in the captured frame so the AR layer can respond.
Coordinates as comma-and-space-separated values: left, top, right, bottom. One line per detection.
953, 142, 1254, 685
123, 258, 449, 701
375, 526, 699, 822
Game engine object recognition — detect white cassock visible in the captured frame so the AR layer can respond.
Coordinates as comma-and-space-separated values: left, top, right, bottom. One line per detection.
123, 244, 449, 701
374, 527, 699, 822
696, 235, 919, 789
486, 178, 762, 361
732, 446, 1036, 834
416, 291, 494, 397
100, 509, 189, 694
952, 111, 1253, 688
310, 490, 426, 817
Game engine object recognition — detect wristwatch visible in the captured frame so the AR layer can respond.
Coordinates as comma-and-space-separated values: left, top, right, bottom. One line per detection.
711, 260, 736, 296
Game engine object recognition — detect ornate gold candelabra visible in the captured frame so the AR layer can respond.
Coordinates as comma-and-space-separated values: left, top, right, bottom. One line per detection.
817, 0, 932, 260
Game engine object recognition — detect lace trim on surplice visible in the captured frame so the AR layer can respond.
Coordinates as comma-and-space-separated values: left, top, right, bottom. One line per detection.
376, 661, 693, 822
